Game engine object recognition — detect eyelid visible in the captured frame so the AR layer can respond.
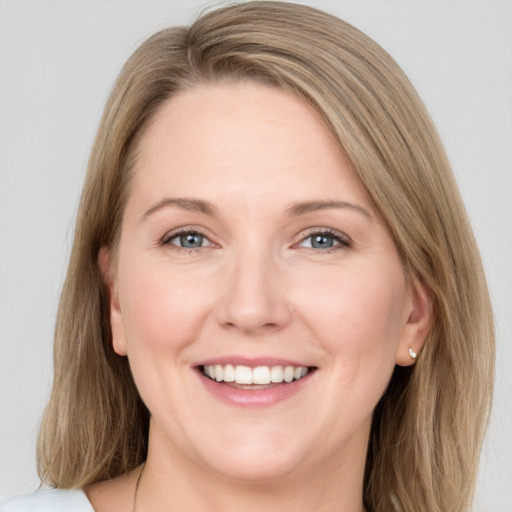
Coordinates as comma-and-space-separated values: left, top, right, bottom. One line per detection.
160, 226, 217, 249
159, 225, 351, 252
295, 227, 352, 249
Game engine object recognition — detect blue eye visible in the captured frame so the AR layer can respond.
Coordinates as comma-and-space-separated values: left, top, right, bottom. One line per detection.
165, 231, 211, 249
299, 231, 350, 250
310, 234, 337, 249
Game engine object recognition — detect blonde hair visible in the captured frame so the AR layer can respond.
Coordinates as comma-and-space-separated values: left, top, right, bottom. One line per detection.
37, 2, 494, 511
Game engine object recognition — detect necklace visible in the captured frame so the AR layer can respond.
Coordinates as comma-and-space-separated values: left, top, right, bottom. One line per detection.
132, 462, 146, 512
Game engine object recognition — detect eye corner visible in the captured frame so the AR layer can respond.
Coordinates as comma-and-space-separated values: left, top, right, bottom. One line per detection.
295, 228, 352, 252
160, 227, 218, 252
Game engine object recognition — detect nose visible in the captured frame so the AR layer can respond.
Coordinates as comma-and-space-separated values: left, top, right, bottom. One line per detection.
216, 249, 292, 335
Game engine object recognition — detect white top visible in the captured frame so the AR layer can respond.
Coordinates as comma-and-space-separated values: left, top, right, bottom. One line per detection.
0, 489, 94, 511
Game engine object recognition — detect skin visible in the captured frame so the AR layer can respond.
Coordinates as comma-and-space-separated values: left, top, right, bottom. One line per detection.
88, 81, 430, 512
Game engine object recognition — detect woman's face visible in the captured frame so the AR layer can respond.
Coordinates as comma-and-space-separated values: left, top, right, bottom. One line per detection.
105, 81, 427, 483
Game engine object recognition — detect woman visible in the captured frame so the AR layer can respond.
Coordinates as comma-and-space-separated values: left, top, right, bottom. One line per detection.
1, 2, 494, 511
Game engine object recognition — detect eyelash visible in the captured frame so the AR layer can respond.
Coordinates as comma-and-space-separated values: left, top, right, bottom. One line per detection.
161, 227, 352, 254
297, 228, 352, 252
161, 228, 214, 253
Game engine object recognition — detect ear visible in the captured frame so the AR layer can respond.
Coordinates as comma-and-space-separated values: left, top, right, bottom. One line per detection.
98, 246, 127, 357
395, 277, 432, 367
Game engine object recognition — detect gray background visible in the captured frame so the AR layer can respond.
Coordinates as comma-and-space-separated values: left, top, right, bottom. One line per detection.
1, 1, 511, 510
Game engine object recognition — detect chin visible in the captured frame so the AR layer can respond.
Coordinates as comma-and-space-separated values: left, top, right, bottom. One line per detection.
202, 449, 307, 484
190, 426, 314, 483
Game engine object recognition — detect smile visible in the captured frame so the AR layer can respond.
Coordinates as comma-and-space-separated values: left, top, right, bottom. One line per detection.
202, 364, 310, 385
196, 361, 316, 407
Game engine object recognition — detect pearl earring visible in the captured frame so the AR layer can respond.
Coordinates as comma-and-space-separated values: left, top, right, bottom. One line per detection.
408, 347, 417, 360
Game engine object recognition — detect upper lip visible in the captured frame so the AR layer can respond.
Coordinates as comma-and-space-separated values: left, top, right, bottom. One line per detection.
194, 356, 314, 368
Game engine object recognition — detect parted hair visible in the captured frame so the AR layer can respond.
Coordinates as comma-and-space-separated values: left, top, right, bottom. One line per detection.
37, 2, 494, 511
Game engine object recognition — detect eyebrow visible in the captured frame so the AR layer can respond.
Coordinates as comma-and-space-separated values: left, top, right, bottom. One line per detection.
286, 200, 373, 220
141, 197, 372, 221
142, 197, 218, 220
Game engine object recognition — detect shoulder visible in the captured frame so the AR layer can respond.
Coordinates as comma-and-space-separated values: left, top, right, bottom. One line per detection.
0, 489, 94, 512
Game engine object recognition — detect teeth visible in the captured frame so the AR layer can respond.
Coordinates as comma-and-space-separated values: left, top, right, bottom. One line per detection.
223, 364, 235, 382
202, 364, 310, 385
252, 366, 271, 384
235, 365, 252, 384
270, 366, 283, 383
284, 366, 294, 383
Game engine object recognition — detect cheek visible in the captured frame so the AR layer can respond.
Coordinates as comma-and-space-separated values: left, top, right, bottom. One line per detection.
115, 258, 219, 416
298, 263, 408, 362
118, 259, 213, 353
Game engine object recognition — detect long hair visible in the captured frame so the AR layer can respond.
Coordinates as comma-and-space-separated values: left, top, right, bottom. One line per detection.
37, 3, 494, 511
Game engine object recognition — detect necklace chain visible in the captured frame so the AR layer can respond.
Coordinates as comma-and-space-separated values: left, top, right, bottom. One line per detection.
132, 462, 146, 512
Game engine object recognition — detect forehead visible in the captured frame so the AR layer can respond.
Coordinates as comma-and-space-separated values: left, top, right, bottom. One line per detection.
128, 81, 369, 212
137, 81, 340, 159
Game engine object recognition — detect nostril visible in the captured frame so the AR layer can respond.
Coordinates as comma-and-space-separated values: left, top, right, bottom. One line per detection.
215, 270, 293, 334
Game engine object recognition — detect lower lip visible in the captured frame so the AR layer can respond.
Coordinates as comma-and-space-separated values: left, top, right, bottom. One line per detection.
196, 370, 313, 408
